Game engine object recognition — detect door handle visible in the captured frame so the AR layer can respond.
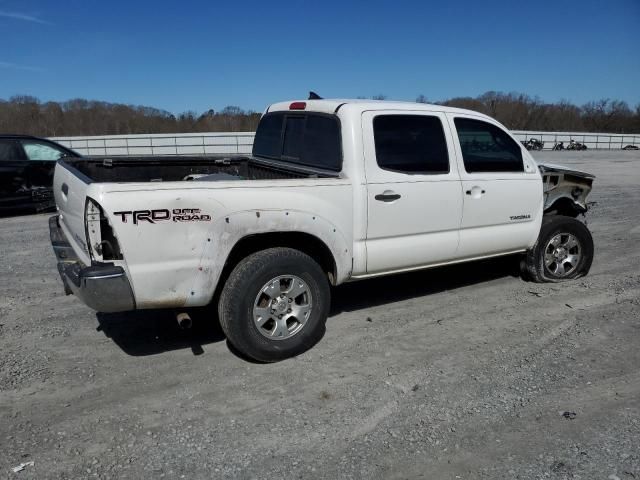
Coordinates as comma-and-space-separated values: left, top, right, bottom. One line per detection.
375, 191, 401, 202
61, 183, 69, 196
465, 187, 486, 196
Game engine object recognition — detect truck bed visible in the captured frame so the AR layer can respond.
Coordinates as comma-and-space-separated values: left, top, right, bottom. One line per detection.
62, 155, 338, 183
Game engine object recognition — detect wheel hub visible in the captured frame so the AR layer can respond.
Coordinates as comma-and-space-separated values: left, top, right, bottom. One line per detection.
553, 247, 568, 260
275, 298, 288, 313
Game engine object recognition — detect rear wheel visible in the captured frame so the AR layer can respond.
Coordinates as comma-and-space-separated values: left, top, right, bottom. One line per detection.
218, 247, 330, 362
523, 215, 594, 283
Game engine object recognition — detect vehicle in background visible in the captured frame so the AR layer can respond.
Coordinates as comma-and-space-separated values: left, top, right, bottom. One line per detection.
521, 138, 544, 151
552, 141, 564, 151
566, 139, 587, 151
0, 135, 80, 213
622, 144, 639, 150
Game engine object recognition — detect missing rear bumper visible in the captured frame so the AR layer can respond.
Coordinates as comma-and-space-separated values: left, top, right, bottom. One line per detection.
49, 215, 136, 312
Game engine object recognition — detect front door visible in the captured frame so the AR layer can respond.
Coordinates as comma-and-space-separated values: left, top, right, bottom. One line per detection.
19, 139, 67, 209
448, 114, 543, 258
363, 111, 463, 274
20, 139, 66, 188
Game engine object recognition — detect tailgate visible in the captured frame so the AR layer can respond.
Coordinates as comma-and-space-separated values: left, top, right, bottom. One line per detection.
53, 161, 92, 265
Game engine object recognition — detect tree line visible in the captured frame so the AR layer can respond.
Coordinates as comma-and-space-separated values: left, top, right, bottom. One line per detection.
0, 96, 261, 137
429, 92, 640, 134
0, 92, 638, 137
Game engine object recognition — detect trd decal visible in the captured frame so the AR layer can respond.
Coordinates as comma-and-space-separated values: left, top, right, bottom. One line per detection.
113, 208, 211, 224
172, 208, 212, 222
509, 214, 531, 221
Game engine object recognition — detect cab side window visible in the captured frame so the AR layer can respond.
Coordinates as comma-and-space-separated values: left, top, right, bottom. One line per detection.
454, 118, 523, 173
21, 141, 66, 161
373, 115, 449, 174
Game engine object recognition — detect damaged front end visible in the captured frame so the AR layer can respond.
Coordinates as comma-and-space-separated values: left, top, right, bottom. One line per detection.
539, 164, 595, 216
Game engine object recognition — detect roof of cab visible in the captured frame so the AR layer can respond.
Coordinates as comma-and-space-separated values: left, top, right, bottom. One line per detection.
267, 99, 493, 120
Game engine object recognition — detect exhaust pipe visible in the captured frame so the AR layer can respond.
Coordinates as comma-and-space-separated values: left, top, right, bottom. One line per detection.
176, 312, 192, 329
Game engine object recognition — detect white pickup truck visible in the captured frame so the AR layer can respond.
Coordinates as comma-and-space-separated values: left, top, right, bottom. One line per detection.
50, 99, 595, 361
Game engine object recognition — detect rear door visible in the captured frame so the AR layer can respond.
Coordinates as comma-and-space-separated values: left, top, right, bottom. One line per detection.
448, 114, 542, 258
363, 111, 463, 273
0, 139, 29, 208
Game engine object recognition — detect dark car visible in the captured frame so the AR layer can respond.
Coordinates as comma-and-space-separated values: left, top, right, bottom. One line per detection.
0, 135, 80, 213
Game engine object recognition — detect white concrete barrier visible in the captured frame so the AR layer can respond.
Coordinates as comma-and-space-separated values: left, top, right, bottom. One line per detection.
51, 130, 639, 156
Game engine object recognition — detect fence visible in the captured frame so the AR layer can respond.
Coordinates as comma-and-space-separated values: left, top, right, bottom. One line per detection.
50, 132, 255, 157
51, 130, 639, 156
511, 131, 639, 150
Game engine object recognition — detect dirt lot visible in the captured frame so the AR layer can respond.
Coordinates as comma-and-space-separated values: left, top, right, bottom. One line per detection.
1, 151, 639, 479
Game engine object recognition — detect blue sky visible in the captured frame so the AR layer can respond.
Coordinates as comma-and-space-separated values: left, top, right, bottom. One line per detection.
1, 0, 639, 114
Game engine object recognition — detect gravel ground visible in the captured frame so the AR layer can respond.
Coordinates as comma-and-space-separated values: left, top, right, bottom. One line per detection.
1, 151, 639, 479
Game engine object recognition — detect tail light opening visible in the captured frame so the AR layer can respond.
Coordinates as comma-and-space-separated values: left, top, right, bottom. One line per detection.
85, 197, 123, 261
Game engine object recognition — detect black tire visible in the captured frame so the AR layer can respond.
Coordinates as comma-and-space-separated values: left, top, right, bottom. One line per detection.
523, 215, 594, 283
218, 247, 330, 362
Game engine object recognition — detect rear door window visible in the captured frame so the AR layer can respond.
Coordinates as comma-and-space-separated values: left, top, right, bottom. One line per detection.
253, 112, 342, 171
454, 118, 523, 173
373, 115, 449, 174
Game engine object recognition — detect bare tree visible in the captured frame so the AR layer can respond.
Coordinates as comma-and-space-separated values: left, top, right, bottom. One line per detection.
582, 99, 633, 132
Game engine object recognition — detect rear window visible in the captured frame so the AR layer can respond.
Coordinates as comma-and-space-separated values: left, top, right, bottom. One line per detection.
252, 112, 342, 171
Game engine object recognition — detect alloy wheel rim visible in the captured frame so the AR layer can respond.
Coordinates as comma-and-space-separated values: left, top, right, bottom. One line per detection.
252, 275, 312, 340
544, 233, 582, 277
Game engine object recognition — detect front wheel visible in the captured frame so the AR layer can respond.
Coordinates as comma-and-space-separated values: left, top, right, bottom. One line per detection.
523, 215, 594, 283
218, 247, 330, 362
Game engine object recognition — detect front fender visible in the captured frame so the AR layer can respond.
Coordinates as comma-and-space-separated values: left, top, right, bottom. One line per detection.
539, 163, 595, 213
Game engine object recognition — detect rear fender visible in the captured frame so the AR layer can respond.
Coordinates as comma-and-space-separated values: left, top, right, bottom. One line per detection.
186, 209, 352, 307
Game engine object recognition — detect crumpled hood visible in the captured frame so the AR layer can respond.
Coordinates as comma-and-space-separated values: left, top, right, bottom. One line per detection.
538, 163, 595, 179
538, 163, 595, 213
